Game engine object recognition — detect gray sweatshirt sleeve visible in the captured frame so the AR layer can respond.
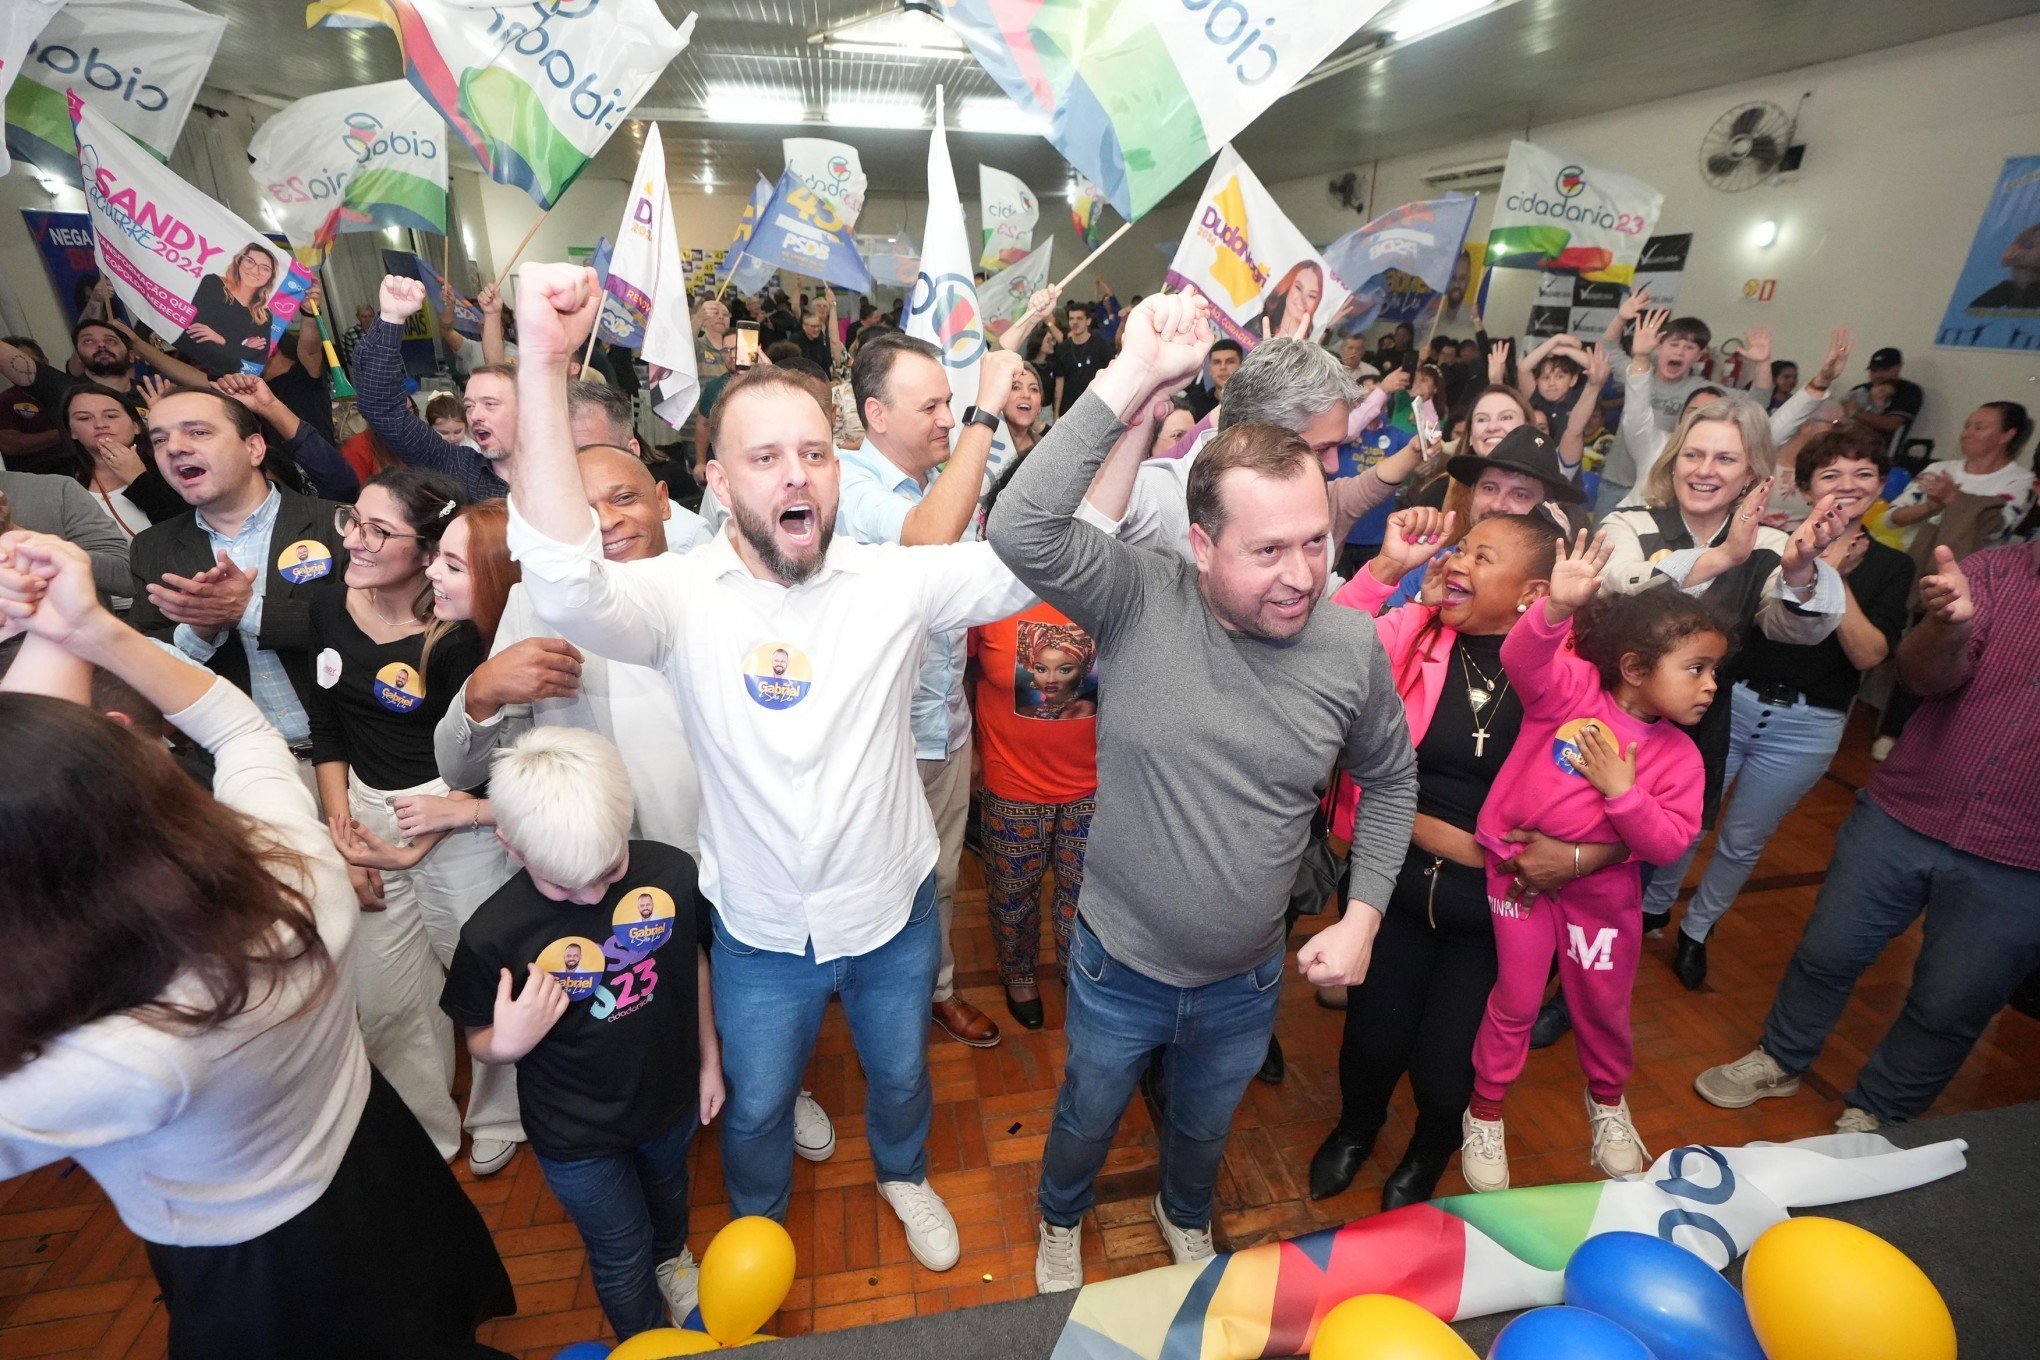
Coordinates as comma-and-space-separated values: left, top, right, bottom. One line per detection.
1338, 634, 1421, 914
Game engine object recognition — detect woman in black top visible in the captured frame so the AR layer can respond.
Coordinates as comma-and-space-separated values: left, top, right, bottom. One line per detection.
1667, 429, 1915, 988
311, 467, 518, 1166
1309, 509, 1636, 1209
181, 244, 280, 376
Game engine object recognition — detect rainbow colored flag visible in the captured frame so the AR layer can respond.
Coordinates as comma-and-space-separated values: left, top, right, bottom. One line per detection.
247, 81, 447, 251
1051, 1132, 1966, 1360
305, 0, 694, 211
1070, 179, 1108, 250
939, 0, 1386, 221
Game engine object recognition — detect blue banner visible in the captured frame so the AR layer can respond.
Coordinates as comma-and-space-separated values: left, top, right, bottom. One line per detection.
408, 251, 483, 340
738, 169, 874, 294
715, 175, 780, 296
1937, 156, 2040, 353
1322, 195, 1479, 335
19, 209, 100, 324
379, 248, 451, 378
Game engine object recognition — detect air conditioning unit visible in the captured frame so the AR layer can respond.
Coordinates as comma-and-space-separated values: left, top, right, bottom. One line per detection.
1422, 156, 1507, 189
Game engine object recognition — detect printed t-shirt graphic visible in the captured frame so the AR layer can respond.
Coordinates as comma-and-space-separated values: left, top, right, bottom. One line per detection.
742, 641, 812, 709
1013, 618, 1098, 720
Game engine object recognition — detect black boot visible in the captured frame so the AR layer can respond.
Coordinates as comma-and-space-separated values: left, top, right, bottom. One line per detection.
1308, 1127, 1376, 1200
1381, 1145, 1455, 1211
1673, 930, 1709, 991
1529, 993, 1573, 1049
1257, 1035, 1285, 1085
1642, 908, 1672, 937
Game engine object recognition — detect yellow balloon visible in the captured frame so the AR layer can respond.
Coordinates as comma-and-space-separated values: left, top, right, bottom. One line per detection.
699, 1216, 797, 1346
607, 1327, 720, 1359
730, 1337, 778, 1347
1744, 1216, 1955, 1360
1310, 1294, 1478, 1360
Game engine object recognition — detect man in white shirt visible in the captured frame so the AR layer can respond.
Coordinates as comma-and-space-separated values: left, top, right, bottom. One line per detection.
500, 263, 1033, 1266
836, 333, 1028, 1049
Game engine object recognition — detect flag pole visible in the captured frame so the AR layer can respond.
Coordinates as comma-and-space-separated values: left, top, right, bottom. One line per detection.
714, 245, 749, 302
495, 208, 551, 288
1052, 219, 1133, 296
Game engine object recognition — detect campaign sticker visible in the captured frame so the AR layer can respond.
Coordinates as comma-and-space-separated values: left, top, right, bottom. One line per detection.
536, 936, 607, 1001
1552, 717, 1613, 777
316, 647, 342, 688
741, 642, 812, 709
276, 539, 333, 584
611, 886, 677, 953
372, 661, 425, 713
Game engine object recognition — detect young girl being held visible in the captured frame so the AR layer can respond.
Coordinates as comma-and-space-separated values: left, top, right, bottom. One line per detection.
1462, 532, 1724, 1188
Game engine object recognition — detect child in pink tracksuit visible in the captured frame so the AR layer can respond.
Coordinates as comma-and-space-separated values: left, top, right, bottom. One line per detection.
1463, 532, 1723, 1188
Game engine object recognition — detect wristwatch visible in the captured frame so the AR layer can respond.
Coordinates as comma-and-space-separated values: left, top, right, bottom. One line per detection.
960, 405, 1001, 432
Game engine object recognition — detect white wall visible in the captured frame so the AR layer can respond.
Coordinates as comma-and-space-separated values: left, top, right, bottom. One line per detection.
1104, 12, 2040, 456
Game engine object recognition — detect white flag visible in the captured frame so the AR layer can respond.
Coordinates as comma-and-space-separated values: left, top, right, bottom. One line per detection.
0, 0, 65, 178
982, 240, 1054, 340
5, 0, 221, 177
248, 81, 448, 249
603, 123, 699, 429
783, 136, 867, 229
1488, 140, 1665, 284
1165, 145, 1350, 351
978, 164, 1038, 272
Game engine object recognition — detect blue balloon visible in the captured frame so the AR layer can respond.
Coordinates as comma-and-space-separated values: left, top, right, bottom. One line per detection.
1564, 1231, 1766, 1360
1490, 1306, 1655, 1360
551, 1345, 610, 1360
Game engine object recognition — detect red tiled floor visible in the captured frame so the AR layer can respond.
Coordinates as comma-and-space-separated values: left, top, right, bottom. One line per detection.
5, 711, 2037, 1357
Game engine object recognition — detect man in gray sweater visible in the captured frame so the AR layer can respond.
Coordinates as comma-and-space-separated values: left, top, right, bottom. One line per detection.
0, 468, 130, 599
987, 294, 1418, 1291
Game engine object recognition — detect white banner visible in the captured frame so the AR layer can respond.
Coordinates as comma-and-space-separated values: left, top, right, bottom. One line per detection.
5, 0, 221, 174
783, 136, 867, 229
0, 1, 64, 177
978, 163, 1037, 272
248, 81, 448, 249
1164, 144, 1350, 350
1488, 140, 1665, 284
72, 93, 316, 377
982, 239, 1053, 340
601, 122, 698, 428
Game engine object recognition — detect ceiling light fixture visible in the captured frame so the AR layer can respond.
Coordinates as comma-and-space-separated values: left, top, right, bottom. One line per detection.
827, 100, 926, 130
704, 85, 807, 125
1752, 218, 1779, 249
954, 97, 1050, 137
823, 38, 969, 61
1389, 0, 1495, 42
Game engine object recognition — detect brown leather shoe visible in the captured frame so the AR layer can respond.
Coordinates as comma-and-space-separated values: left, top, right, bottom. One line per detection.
933, 996, 1001, 1048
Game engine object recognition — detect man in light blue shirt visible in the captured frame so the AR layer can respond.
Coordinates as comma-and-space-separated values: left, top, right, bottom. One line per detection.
836, 333, 1028, 1048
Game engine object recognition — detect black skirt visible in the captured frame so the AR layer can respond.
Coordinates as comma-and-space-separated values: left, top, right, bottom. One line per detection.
145, 1067, 516, 1360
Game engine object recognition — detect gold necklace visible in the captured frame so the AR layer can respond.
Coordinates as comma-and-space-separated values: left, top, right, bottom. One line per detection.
357, 588, 415, 629
1458, 646, 1511, 758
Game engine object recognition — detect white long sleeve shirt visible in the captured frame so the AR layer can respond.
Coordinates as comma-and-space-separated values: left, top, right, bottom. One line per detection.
0, 681, 367, 1246
504, 500, 1034, 961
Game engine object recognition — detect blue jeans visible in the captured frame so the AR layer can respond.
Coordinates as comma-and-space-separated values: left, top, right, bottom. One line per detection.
535, 1114, 697, 1340
1761, 794, 2040, 1121
1038, 915, 1285, 1231
1670, 684, 1848, 940
712, 873, 939, 1220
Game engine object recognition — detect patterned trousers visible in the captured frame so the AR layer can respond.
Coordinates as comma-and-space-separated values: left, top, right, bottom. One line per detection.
979, 790, 1094, 987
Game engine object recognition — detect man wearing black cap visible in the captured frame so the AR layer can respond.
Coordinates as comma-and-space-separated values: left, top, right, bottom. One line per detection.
1843, 348, 1924, 462
1378, 426, 1587, 608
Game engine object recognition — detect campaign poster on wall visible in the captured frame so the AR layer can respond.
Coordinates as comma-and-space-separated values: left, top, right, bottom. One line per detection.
1936, 155, 2040, 353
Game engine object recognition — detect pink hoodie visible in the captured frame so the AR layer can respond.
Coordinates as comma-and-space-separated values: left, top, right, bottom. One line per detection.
1325, 568, 1457, 838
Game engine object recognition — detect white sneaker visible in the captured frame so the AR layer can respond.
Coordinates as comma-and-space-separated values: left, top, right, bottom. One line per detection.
1035, 1221, 1083, 1293
1694, 1047, 1801, 1109
1461, 1111, 1509, 1192
878, 1179, 960, 1271
1835, 1106, 1882, 1134
1150, 1194, 1214, 1266
793, 1090, 836, 1162
1871, 735, 1896, 762
1585, 1093, 1648, 1179
655, 1247, 698, 1325
467, 1137, 517, 1177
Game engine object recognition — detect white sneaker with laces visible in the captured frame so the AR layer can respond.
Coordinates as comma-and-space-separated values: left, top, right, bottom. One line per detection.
878, 1179, 960, 1271
1694, 1047, 1801, 1109
1835, 1106, 1882, 1134
1461, 1110, 1509, 1192
1035, 1221, 1083, 1293
793, 1090, 836, 1162
1586, 1093, 1648, 1179
1149, 1194, 1215, 1265
467, 1137, 516, 1177
655, 1247, 699, 1325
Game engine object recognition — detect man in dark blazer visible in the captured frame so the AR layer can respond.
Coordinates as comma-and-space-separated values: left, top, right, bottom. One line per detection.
127, 386, 348, 761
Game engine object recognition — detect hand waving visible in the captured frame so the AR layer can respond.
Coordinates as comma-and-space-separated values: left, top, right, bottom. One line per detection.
1377, 507, 1456, 576
1812, 325, 1853, 391
1617, 284, 1655, 322
1740, 322, 1773, 365
1544, 529, 1614, 617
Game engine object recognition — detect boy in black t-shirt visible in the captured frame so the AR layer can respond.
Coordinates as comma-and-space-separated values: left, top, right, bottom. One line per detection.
441, 728, 722, 1342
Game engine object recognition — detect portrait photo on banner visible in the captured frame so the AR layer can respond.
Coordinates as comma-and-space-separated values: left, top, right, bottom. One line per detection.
1937, 154, 2040, 352
1166, 145, 1350, 350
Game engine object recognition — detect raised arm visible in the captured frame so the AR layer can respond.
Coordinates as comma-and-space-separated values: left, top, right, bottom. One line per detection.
357, 276, 502, 498
214, 373, 359, 500
296, 283, 328, 378
107, 320, 210, 388
893, 349, 1023, 546
1557, 343, 1608, 473
1899, 546, 1979, 698
1510, 529, 1615, 715
479, 284, 507, 367
1000, 285, 1062, 354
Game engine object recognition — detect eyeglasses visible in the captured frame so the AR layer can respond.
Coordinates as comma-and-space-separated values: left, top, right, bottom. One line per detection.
334, 505, 425, 552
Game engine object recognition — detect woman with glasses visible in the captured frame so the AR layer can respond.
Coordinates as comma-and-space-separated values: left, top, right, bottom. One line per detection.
309, 467, 522, 1170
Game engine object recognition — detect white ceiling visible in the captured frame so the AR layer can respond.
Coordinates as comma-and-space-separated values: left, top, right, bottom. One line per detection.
190, 0, 2040, 202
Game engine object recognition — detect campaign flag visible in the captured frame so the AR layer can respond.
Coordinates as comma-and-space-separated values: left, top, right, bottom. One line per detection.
599, 122, 698, 428
716, 173, 779, 296
978, 164, 1038, 271
18, 209, 96, 321
71, 93, 316, 377
1937, 155, 2040, 352
1166, 144, 1350, 350
943, 0, 1387, 222
857, 233, 920, 291
0, 1, 65, 177
1321, 194, 1479, 334
1488, 140, 1664, 284
306, 0, 696, 211
6, 0, 223, 178
411, 249, 482, 339
1051, 1131, 1967, 1360
981, 240, 1053, 340
743, 169, 874, 294
1070, 178, 1107, 249
782, 136, 867, 228
249, 82, 448, 251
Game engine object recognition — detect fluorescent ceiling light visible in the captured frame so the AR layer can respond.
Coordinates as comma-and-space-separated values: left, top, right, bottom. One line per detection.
824, 39, 969, 61
828, 100, 926, 130
705, 85, 806, 125
955, 97, 1049, 137
1390, 0, 1493, 41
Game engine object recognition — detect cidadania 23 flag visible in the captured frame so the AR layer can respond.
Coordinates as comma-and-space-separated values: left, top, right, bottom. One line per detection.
248, 81, 448, 250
